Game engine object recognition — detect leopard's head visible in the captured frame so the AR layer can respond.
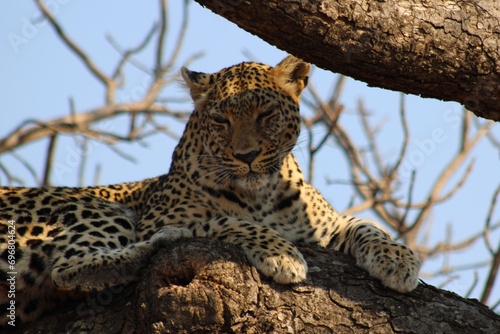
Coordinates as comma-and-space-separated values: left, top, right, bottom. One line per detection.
180, 55, 310, 190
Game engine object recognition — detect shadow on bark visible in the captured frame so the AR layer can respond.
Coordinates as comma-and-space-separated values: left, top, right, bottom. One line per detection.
14, 238, 500, 333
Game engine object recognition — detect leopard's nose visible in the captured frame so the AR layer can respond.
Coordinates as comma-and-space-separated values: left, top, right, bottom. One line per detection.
233, 149, 261, 164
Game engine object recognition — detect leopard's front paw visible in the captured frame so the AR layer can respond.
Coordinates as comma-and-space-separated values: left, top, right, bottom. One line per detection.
246, 244, 308, 284
264, 252, 308, 284
357, 240, 420, 293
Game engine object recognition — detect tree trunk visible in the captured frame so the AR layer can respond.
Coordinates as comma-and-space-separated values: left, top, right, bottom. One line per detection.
195, 0, 500, 122
14, 239, 500, 333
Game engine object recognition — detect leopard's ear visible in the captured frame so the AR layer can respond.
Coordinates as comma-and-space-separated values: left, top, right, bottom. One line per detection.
272, 55, 310, 100
181, 67, 213, 102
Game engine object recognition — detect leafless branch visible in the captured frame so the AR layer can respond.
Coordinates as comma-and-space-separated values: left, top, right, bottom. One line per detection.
358, 100, 384, 174
420, 221, 500, 258
465, 272, 479, 298
303, 81, 342, 184
492, 298, 500, 312
402, 119, 492, 238
423, 261, 492, 278
77, 137, 89, 187
35, 0, 115, 103
93, 164, 102, 186
10, 151, 39, 185
460, 109, 471, 153
156, 0, 168, 75
480, 184, 500, 304
108, 23, 158, 80
481, 240, 500, 305
42, 134, 57, 186
0, 105, 189, 155
484, 184, 500, 254
327, 75, 346, 110
390, 93, 409, 174
161, 0, 191, 74
0, 162, 24, 185
399, 170, 416, 230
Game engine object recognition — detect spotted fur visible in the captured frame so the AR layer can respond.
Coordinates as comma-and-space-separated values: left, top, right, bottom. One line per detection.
0, 56, 420, 325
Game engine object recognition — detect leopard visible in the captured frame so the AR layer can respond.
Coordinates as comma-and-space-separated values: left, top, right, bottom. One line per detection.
0, 55, 420, 326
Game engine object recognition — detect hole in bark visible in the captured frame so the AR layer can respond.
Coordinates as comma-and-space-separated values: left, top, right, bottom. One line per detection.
164, 266, 196, 287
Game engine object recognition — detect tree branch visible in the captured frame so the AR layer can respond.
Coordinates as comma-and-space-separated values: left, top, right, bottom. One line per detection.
0, 104, 188, 155
12, 239, 500, 333
195, 0, 500, 121
35, 0, 114, 102
481, 184, 500, 304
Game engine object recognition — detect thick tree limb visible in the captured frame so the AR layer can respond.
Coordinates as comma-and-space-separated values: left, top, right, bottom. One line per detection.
195, 0, 500, 121
15, 239, 500, 333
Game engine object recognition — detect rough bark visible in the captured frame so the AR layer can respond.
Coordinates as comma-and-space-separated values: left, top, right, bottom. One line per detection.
195, 0, 500, 122
14, 239, 500, 333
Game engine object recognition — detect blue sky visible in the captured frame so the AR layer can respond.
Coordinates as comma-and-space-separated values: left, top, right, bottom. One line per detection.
2, 1, 499, 308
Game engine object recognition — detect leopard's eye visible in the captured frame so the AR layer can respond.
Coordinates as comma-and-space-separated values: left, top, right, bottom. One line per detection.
210, 114, 230, 127
257, 108, 278, 122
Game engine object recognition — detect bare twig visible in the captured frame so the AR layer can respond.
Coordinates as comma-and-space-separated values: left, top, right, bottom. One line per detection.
327, 75, 346, 110
10, 151, 40, 185
108, 23, 158, 80
77, 137, 89, 187
486, 131, 500, 150
304, 82, 343, 184
480, 184, 500, 304
484, 184, 500, 254
473, 115, 500, 150
106, 145, 138, 164
480, 240, 500, 305
156, 0, 168, 75
465, 272, 479, 298
398, 170, 416, 231
42, 135, 58, 186
460, 108, 471, 152
420, 221, 500, 258
437, 275, 459, 289
390, 93, 409, 174
35, 0, 114, 102
0, 104, 188, 154
0, 163, 24, 186
492, 298, 500, 312
358, 99, 384, 174
402, 120, 491, 237
93, 164, 102, 186
161, 0, 191, 74
423, 260, 492, 278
